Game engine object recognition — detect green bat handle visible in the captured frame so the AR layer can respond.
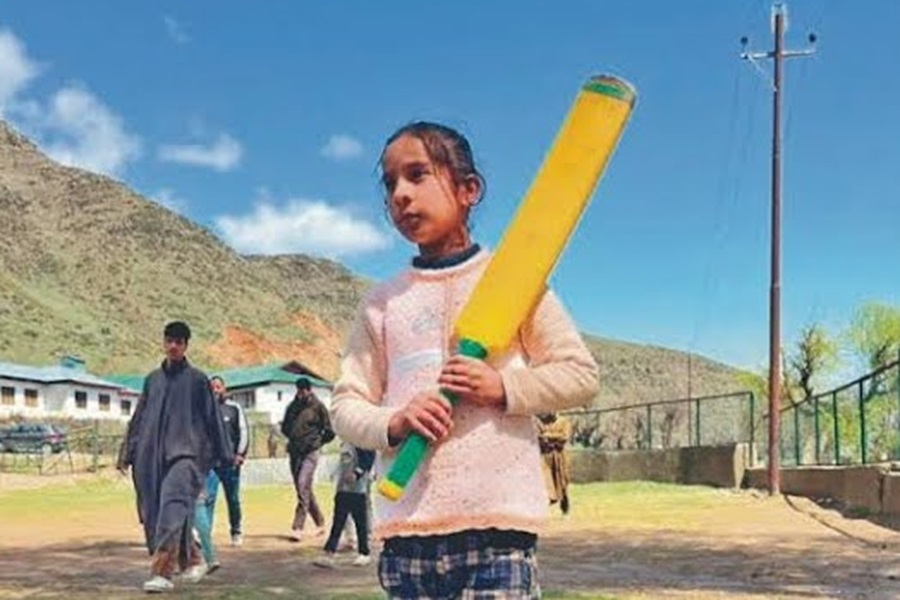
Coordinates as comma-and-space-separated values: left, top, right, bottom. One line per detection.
377, 338, 488, 501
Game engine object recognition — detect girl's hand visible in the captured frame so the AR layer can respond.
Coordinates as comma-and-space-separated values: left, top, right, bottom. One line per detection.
438, 355, 506, 409
387, 391, 453, 444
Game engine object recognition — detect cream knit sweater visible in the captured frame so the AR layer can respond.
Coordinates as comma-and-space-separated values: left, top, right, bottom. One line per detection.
330, 249, 599, 539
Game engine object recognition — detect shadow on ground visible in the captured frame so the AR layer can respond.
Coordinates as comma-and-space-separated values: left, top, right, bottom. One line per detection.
1, 528, 899, 599
539, 529, 900, 599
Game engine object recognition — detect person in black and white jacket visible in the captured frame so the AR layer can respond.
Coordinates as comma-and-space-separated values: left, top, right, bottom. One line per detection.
204, 376, 250, 547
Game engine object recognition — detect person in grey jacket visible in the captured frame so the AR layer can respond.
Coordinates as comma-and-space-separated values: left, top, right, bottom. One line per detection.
313, 440, 375, 568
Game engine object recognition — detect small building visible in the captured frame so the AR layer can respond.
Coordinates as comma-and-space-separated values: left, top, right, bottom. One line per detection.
0, 356, 139, 422
212, 361, 333, 425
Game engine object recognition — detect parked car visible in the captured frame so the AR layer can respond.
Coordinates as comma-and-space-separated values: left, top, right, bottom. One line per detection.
0, 423, 68, 454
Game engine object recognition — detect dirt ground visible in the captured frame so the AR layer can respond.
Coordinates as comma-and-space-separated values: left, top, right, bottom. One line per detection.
2, 477, 900, 599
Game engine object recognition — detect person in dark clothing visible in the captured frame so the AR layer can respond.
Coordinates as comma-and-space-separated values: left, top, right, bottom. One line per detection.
205, 375, 249, 547
281, 376, 334, 541
120, 321, 233, 593
313, 441, 375, 568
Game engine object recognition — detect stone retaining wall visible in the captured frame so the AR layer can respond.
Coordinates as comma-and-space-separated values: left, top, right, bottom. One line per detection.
744, 464, 900, 516
568, 443, 752, 488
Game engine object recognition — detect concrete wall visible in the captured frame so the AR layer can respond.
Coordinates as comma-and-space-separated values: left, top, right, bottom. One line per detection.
568, 443, 752, 489
745, 464, 900, 516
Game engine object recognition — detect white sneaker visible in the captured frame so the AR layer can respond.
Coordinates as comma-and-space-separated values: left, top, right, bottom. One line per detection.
142, 575, 174, 593
182, 563, 208, 584
207, 561, 221, 575
231, 533, 243, 547
312, 552, 337, 569
352, 553, 372, 567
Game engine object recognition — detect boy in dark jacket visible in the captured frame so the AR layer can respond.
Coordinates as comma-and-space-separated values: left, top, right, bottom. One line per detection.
205, 376, 250, 547
281, 377, 334, 541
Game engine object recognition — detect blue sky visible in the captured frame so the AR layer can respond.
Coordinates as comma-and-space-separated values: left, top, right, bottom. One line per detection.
1, 1, 897, 373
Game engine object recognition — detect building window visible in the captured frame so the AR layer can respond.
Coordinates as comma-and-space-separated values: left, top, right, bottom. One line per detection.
75, 391, 88, 409
99, 394, 111, 412
277, 390, 283, 402
121, 400, 132, 417
232, 390, 256, 411
24, 389, 38, 408
1, 386, 14, 406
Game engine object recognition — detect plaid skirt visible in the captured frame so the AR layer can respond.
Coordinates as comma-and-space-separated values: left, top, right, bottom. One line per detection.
378, 529, 540, 599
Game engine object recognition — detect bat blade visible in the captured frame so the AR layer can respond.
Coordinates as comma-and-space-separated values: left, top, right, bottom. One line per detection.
454, 76, 636, 354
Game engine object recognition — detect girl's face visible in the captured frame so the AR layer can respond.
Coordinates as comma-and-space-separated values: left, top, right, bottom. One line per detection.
381, 134, 480, 258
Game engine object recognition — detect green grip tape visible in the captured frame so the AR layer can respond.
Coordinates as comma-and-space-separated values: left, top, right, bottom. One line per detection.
378, 338, 488, 501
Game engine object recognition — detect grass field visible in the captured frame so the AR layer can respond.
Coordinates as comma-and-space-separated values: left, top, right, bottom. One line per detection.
1, 477, 899, 599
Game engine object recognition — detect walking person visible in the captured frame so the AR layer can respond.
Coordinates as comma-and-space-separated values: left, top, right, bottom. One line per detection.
313, 441, 375, 568
281, 377, 335, 541
119, 321, 233, 593
205, 376, 250, 547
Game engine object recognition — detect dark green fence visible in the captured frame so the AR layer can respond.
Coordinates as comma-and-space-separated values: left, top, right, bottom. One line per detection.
773, 356, 900, 467
563, 390, 757, 451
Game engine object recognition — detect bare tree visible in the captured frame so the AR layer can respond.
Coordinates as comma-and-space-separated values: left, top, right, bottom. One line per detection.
787, 324, 839, 404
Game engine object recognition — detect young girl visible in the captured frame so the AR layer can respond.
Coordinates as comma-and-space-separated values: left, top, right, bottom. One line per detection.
330, 121, 599, 599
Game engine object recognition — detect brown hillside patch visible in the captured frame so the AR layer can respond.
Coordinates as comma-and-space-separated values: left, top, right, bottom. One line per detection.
204, 313, 342, 379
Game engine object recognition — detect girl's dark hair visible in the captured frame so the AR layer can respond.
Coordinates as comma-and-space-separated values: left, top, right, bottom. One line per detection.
380, 121, 486, 204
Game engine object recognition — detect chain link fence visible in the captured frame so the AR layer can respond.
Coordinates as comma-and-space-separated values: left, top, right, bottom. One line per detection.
0, 417, 314, 475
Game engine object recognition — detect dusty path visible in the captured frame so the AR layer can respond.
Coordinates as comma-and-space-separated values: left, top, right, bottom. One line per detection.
1, 480, 899, 599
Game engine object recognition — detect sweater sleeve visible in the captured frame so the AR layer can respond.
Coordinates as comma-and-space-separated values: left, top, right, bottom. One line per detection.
329, 304, 398, 451
501, 290, 600, 416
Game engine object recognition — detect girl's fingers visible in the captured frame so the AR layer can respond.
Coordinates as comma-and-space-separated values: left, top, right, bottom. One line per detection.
406, 398, 453, 441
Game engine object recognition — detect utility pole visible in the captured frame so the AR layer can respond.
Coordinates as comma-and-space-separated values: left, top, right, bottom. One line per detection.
741, 3, 816, 496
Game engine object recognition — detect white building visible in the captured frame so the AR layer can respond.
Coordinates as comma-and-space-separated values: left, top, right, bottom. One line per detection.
0, 356, 139, 422
212, 361, 333, 425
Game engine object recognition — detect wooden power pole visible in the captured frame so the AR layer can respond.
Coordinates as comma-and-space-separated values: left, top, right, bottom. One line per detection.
741, 3, 816, 495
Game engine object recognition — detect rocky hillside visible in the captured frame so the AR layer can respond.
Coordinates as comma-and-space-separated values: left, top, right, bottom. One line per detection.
0, 120, 365, 377
0, 119, 742, 404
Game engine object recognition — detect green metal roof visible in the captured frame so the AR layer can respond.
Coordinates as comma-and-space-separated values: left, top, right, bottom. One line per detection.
107, 361, 331, 394
105, 374, 145, 393
211, 363, 332, 391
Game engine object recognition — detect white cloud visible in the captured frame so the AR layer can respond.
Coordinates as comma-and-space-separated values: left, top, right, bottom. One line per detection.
36, 86, 142, 177
150, 188, 187, 213
0, 29, 41, 114
163, 16, 190, 44
158, 133, 243, 172
320, 134, 363, 161
0, 30, 141, 178
215, 198, 391, 257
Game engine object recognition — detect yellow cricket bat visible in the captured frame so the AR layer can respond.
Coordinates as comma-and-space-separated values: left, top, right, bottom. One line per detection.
378, 75, 636, 501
